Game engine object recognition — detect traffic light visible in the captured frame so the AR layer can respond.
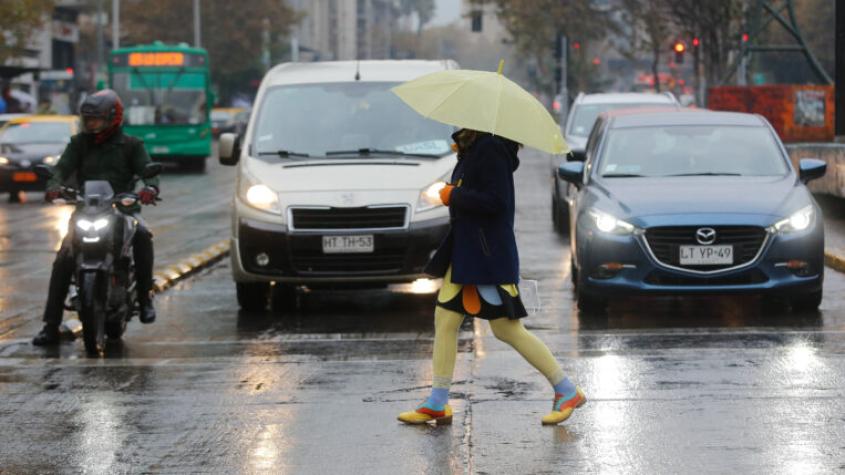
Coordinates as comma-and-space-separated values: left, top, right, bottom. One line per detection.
673, 41, 686, 64
692, 37, 700, 48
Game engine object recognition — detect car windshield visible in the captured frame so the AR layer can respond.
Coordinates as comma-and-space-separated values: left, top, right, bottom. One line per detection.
568, 103, 665, 137
0, 122, 72, 144
598, 125, 789, 178
112, 70, 207, 125
252, 82, 454, 158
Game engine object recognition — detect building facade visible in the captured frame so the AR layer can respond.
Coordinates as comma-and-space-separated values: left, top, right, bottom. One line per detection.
292, 0, 399, 61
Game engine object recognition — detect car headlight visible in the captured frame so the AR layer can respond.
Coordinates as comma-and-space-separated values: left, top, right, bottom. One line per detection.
773, 205, 814, 233
0, 156, 8, 166
417, 173, 451, 213
239, 173, 280, 213
43, 155, 58, 165
77, 218, 109, 232
588, 209, 635, 235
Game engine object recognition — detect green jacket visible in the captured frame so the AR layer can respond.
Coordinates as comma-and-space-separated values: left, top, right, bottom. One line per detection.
48, 130, 160, 194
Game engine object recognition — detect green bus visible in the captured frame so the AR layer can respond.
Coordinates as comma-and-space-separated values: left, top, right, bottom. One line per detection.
108, 42, 213, 171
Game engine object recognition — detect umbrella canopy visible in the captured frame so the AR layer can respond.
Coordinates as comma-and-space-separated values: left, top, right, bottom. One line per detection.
391, 61, 569, 155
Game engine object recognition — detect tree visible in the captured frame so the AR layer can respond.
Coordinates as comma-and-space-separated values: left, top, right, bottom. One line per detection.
470, 0, 615, 99
399, 0, 436, 36
120, 0, 298, 103
0, 0, 54, 66
616, 0, 674, 93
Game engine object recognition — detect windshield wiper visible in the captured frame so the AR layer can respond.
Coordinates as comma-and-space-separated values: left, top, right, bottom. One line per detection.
602, 173, 645, 178
665, 172, 741, 177
257, 149, 311, 158
325, 148, 442, 159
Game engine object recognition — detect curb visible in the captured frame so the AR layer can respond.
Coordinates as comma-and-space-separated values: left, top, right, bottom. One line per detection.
151, 240, 230, 293
824, 250, 845, 274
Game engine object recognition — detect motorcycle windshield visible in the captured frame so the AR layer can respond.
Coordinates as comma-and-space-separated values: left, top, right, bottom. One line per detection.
82, 181, 115, 209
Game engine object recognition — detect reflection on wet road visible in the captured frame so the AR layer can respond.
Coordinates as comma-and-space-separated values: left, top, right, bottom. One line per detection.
1, 150, 844, 472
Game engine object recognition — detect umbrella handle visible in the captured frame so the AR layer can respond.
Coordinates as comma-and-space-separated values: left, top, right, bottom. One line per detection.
497, 59, 505, 75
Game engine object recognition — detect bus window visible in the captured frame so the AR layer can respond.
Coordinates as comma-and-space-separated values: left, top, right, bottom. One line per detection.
112, 71, 207, 125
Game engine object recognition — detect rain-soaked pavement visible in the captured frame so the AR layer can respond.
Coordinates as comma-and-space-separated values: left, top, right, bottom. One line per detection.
1, 151, 845, 473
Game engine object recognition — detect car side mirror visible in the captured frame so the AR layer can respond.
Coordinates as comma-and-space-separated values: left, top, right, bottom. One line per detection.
799, 158, 826, 184
219, 133, 240, 166
558, 162, 585, 186
34, 164, 53, 179
567, 150, 586, 162
142, 162, 163, 179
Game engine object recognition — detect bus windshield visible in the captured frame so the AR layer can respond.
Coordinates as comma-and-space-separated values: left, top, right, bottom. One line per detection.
112, 70, 207, 125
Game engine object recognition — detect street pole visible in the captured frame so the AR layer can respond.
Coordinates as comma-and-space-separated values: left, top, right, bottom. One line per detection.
96, 0, 104, 71
837, 0, 845, 139
559, 33, 569, 121
193, 0, 201, 48
112, 0, 120, 50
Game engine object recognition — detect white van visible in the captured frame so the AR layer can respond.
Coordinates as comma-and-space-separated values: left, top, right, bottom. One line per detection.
218, 60, 459, 311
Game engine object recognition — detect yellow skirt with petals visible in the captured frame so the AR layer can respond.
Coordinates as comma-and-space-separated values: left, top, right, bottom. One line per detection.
436, 266, 527, 320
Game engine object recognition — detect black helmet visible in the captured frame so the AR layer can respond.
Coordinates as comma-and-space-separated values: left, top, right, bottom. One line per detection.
80, 89, 124, 134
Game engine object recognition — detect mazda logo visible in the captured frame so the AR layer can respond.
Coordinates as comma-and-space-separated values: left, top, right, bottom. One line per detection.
695, 227, 717, 245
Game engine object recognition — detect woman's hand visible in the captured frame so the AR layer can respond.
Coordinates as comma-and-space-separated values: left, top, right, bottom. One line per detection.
439, 184, 455, 206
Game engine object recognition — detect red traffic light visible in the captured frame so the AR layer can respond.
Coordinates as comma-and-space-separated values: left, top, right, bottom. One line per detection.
742, 33, 750, 43
673, 41, 686, 53
692, 37, 700, 47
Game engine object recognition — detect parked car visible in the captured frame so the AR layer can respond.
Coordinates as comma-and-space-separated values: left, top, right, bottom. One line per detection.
0, 115, 78, 202
552, 92, 679, 233
557, 109, 826, 314
211, 107, 245, 137
218, 60, 459, 311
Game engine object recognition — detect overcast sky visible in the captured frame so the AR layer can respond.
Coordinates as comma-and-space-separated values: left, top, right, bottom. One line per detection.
431, 0, 462, 26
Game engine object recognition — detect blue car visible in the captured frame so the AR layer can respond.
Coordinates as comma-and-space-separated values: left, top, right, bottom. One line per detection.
557, 109, 827, 314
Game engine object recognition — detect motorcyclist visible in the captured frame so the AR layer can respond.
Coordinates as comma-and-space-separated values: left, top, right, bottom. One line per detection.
32, 89, 160, 346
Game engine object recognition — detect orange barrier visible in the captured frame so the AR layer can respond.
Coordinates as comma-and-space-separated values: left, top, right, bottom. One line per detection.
708, 85, 834, 143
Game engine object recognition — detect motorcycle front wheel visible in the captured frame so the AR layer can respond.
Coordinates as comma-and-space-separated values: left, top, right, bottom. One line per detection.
79, 272, 106, 356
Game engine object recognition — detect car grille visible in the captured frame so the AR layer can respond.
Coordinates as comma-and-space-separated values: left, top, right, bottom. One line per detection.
290, 249, 406, 274
290, 206, 408, 230
644, 226, 768, 271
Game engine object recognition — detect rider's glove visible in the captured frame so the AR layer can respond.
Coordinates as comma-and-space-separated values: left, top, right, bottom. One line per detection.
139, 186, 159, 205
45, 188, 62, 203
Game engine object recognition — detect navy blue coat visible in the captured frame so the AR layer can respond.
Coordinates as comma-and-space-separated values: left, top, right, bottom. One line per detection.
425, 133, 521, 285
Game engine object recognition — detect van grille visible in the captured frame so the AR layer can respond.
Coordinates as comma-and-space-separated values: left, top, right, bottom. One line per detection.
290, 206, 408, 230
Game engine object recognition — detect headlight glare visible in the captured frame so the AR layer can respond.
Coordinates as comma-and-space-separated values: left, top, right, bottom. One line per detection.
0, 156, 9, 166
239, 172, 280, 213
93, 218, 109, 231
417, 172, 451, 213
77, 219, 93, 231
589, 209, 635, 235
43, 155, 58, 165
774, 205, 814, 233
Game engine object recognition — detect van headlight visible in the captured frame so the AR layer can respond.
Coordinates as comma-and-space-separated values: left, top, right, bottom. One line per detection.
240, 173, 279, 213
773, 205, 814, 233
417, 173, 450, 212
588, 209, 635, 235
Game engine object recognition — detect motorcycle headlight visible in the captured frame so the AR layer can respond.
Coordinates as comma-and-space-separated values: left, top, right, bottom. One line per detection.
588, 209, 635, 235
77, 218, 109, 232
240, 172, 280, 213
773, 205, 814, 233
43, 155, 58, 165
417, 173, 450, 213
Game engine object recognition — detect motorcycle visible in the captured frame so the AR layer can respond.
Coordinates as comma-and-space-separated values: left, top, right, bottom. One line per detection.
35, 163, 162, 355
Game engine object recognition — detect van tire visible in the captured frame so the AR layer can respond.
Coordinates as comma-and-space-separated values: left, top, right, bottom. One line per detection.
237, 282, 269, 312
271, 283, 298, 313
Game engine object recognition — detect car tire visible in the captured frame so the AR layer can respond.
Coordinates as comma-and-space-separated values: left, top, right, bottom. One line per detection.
790, 290, 822, 313
270, 283, 298, 313
575, 270, 608, 314
552, 192, 569, 235
8, 191, 22, 203
237, 282, 270, 311
182, 159, 207, 173
570, 257, 578, 286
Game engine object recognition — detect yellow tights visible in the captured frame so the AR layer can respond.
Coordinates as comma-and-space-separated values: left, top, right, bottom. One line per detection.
431, 306, 566, 389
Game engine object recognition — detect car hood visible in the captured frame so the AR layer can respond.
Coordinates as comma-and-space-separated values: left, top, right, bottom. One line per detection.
245, 156, 457, 192
0, 142, 65, 160
593, 175, 807, 226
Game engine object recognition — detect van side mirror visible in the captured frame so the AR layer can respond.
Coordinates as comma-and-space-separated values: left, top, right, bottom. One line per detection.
219, 133, 240, 166
568, 150, 586, 162
558, 162, 585, 186
799, 158, 826, 184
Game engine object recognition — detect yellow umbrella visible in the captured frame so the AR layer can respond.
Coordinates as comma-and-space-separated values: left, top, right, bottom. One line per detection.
391, 60, 569, 155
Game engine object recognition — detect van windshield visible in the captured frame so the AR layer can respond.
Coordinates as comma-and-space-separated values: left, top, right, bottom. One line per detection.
252, 82, 454, 158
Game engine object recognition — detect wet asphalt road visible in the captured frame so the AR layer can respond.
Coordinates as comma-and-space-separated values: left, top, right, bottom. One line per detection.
1, 151, 845, 473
